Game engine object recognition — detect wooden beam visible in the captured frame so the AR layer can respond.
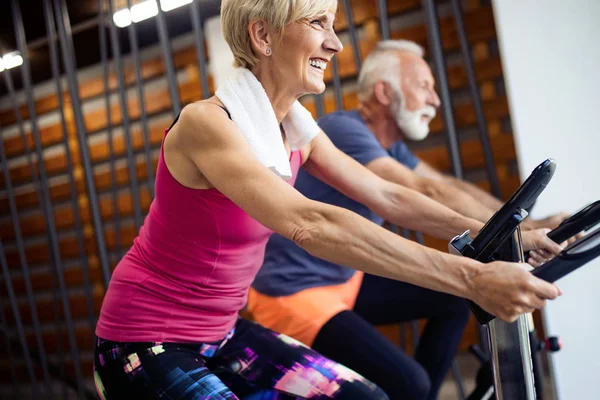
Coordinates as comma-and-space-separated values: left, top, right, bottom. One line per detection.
333, 0, 427, 36
0, 359, 95, 382
0, 186, 153, 241
0, 45, 206, 127
390, 6, 496, 52
0, 265, 105, 297
0, 181, 74, 216
417, 131, 516, 173
3, 291, 102, 326
3, 224, 138, 271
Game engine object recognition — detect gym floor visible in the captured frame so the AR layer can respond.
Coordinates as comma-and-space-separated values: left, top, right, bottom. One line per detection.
439, 353, 478, 400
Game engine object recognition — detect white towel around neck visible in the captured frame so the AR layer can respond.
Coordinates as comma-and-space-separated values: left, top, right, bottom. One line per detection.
215, 67, 320, 180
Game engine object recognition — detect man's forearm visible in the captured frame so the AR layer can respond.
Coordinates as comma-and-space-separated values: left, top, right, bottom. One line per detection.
446, 176, 504, 211
421, 178, 497, 224
373, 183, 485, 241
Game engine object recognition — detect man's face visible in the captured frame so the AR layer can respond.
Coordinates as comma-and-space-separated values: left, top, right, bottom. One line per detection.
391, 52, 441, 141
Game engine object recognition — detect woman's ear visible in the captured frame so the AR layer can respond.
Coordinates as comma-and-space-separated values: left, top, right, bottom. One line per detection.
373, 81, 394, 106
248, 19, 273, 57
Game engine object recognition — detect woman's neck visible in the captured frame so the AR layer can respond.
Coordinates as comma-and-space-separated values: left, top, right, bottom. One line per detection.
251, 65, 298, 124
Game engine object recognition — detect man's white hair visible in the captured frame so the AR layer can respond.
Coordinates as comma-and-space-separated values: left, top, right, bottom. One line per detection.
357, 40, 425, 102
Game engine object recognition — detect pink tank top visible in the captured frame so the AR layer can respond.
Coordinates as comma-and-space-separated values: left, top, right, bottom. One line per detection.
96, 123, 302, 343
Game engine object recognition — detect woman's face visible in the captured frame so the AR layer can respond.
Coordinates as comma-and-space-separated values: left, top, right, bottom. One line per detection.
271, 10, 343, 96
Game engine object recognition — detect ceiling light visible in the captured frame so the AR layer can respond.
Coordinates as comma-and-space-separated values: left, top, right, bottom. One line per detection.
112, 0, 193, 28
131, 0, 159, 23
113, 8, 132, 28
160, 0, 193, 12
0, 52, 23, 72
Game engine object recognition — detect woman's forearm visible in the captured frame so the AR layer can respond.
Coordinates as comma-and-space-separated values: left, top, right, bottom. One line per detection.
293, 202, 481, 299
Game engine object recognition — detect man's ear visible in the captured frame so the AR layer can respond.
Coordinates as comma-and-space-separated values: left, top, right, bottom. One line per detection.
373, 81, 394, 106
248, 19, 273, 57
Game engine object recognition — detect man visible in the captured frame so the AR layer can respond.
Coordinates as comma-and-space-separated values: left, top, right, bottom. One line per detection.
353, 40, 562, 229
248, 40, 563, 400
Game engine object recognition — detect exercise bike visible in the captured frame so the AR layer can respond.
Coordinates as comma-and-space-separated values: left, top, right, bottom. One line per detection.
447, 158, 600, 400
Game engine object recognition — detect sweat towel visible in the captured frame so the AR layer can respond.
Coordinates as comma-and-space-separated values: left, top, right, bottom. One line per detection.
215, 67, 320, 179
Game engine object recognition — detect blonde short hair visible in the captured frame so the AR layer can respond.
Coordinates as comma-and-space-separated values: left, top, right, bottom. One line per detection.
221, 0, 338, 69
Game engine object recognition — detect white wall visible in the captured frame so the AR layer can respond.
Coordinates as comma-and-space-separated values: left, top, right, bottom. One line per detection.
492, 1, 600, 398
205, 16, 235, 88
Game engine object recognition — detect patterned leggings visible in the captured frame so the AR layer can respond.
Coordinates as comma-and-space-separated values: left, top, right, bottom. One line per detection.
94, 318, 388, 399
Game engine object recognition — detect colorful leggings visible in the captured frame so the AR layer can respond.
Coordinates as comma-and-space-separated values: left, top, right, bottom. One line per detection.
94, 318, 388, 399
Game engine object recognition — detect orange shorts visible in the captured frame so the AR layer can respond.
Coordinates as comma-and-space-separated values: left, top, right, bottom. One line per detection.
247, 271, 364, 347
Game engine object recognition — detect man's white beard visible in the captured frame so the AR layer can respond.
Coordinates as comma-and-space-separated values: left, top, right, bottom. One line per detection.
393, 101, 436, 141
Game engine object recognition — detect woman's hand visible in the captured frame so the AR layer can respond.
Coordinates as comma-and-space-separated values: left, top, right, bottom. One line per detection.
521, 228, 565, 267
469, 261, 562, 322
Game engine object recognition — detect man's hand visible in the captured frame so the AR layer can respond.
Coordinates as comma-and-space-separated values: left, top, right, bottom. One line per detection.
521, 228, 565, 267
524, 213, 584, 245
524, 212, 569, 231
524, 212, 584, 258
469, 261, 562, 322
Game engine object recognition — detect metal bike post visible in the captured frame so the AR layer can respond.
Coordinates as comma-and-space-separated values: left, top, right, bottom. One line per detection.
487, 228, 537, 400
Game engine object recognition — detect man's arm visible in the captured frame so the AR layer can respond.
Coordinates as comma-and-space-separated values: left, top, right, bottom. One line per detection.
413, 161, 570, 232
414, 161, 504, 210
367, 156, 496, 223
303, 132, 484, 240
414, 161, 505, 211
304, 132, 563, 258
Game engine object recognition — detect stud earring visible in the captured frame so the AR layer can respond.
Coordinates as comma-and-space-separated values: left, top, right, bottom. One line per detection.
266, 47, 271, 56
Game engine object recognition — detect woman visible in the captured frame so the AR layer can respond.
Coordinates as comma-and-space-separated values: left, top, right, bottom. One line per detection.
94, 0, 564, 398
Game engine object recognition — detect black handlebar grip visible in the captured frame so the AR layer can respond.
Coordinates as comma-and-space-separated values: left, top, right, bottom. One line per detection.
547, 201, 600, 244
534, 228, 600, 283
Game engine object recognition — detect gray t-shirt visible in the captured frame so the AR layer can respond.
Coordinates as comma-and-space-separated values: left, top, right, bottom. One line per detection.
252, 110, 420, 296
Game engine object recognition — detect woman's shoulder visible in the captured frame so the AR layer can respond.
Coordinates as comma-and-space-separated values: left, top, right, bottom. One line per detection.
171, 99, 233, 144
163, 98, 237, 190
179, 98, 229, 125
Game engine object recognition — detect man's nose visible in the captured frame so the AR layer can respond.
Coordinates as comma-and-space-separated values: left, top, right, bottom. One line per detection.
430, 89, 441, 108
